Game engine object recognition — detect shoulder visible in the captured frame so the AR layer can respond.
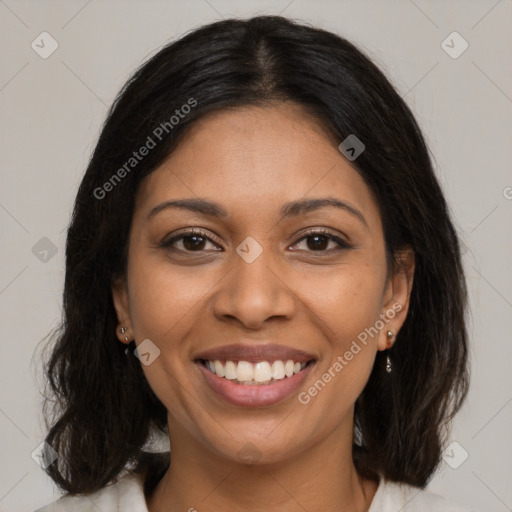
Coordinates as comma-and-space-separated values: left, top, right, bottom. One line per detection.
370, 478, 480, 512
33, 472, 148, 512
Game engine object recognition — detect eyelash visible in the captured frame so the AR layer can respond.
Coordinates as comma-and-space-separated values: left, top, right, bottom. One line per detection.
159, 228, 351, 255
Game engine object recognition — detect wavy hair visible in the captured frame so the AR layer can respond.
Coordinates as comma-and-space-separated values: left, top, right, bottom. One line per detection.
38, 15, 469, 496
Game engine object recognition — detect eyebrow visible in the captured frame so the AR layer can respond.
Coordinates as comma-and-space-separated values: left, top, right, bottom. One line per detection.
146, 197, 368, 228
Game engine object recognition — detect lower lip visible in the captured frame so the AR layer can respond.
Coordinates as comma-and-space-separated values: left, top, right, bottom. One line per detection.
196, 361, 315, 407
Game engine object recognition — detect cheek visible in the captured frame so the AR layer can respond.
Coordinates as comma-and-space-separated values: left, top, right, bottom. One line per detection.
297, 262, 384, 399
301, 262, 385, 341
125, 252, 217, 404
127, 251, 210, 340
125, 253, 203, 415
297, 277, 381, 430
331, 278, 383, 349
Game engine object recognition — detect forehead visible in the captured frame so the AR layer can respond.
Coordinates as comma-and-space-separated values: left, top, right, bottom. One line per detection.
134, 103, 380, 228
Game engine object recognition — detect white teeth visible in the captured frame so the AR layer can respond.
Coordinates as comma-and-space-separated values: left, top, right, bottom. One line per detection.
214, 360, 225, 377
254, 362, 272, 382
236, 361, 254, 382
203, 359, 309, 384
224, 360, 237, 380
271, 360, 285, 379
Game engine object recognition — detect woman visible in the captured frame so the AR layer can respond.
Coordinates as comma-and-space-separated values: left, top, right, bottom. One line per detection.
35, 15, 475, 512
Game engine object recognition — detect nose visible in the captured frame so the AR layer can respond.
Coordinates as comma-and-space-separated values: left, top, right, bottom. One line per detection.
212, 245, 296, 330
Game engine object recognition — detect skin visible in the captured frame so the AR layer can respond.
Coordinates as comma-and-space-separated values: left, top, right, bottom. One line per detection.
112, 101, 414, 512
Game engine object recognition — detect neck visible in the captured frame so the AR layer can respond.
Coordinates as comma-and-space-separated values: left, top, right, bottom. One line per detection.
146, 418, 379, 512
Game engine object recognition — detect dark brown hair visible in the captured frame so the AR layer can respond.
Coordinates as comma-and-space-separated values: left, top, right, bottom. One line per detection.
37, 15, 469, 496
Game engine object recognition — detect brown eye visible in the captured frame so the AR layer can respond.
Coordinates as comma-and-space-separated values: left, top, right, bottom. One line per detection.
160, 229, 221, 253
291, 229, 350, 253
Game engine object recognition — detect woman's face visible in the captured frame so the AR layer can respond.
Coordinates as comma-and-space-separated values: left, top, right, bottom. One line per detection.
112, 102, 413, 464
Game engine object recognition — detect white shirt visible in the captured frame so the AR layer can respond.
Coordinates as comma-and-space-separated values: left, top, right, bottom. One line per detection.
34, 471, 478, 511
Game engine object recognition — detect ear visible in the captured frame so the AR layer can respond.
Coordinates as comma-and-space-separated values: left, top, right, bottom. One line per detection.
377, 247, 415, 352
111, 274, 133, 344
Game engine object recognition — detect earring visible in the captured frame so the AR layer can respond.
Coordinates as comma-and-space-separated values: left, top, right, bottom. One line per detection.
120, 326, 129, 342
386, 331, 394, 373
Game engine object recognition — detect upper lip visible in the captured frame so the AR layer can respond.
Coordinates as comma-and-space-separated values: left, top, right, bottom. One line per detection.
193, 343, 316, 363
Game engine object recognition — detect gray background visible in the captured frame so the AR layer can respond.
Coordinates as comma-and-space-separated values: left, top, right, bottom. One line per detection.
1, 1, 511, 511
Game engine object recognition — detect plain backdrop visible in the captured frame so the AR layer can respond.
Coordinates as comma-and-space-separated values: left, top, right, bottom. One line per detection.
1, 1, 511, 511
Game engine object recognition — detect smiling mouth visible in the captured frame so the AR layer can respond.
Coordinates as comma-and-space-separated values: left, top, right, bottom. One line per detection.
196, 358, 316, 386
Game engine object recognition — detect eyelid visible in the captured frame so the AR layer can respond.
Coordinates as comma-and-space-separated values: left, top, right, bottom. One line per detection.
159, 226, 351, 252
160, 227, 222, 248
291, 227, 351, 250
